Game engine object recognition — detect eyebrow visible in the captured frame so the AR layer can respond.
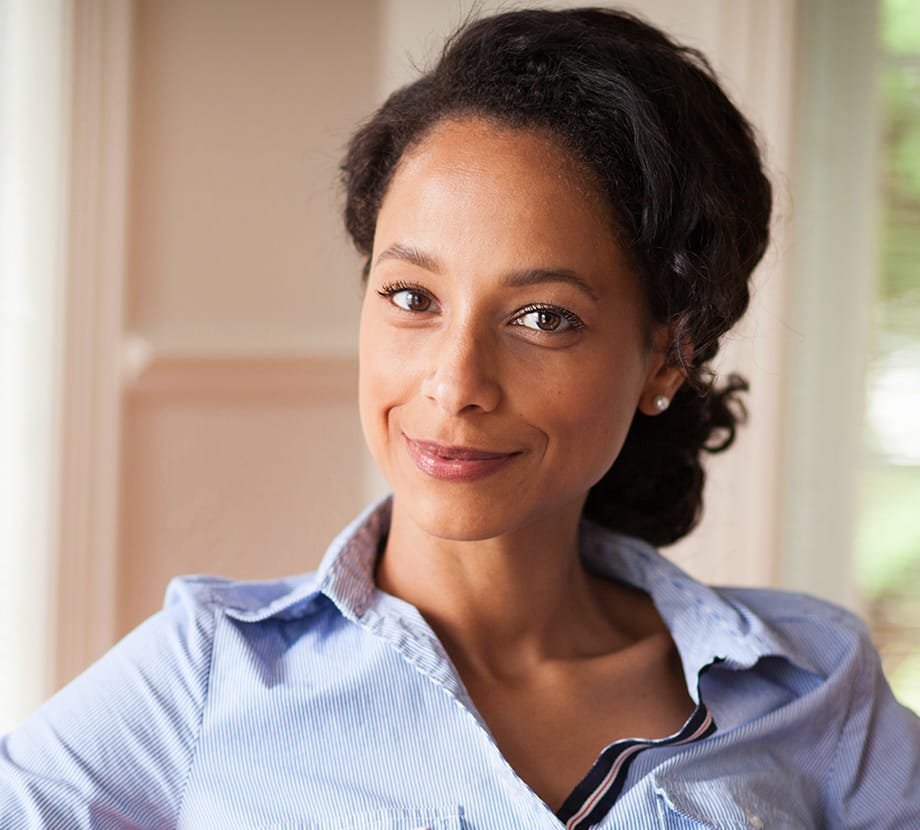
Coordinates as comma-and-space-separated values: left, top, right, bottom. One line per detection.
373, 242, 599, 301
503, 268, 599, 301
373, 243, 442, 273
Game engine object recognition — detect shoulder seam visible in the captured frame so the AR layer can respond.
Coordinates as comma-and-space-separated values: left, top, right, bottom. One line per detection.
719, 586, 861, 625
821, 626, 869, 821
172, 596, 220, 826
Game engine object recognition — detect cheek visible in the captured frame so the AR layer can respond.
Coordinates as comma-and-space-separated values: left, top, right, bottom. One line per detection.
541, 363, 644, 478
561, 393, 628, 456
358, 315, 391, 453
358, 313, 414, 460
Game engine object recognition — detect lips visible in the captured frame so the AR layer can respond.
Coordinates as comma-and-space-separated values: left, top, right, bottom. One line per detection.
404, 436, 519, 482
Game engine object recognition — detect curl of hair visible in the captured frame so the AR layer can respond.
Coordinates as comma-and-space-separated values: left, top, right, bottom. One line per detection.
584, 375, 749, 546
341, 8, 772, 546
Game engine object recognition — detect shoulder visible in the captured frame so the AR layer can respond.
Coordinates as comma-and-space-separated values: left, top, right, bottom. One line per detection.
0, 568, 328, 825
715, 585, 874, 678
717, 585, 869, 643
163, 569, 322, 620
720, 591, 920, 825
719, 585, 863, 628
709, 588, 920, 823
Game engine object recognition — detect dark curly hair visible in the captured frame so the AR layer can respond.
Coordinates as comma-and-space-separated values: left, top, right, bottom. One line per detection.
341, 7, 771, 546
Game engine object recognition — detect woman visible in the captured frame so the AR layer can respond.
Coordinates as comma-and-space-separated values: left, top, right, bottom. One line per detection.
2, 8, 918, 829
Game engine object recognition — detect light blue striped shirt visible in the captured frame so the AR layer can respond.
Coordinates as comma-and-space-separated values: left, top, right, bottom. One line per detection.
2, 497, 919, 828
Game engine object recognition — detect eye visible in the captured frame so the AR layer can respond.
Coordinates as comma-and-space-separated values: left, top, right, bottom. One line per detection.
377, 282, 436, 313
512, 304, 584, 333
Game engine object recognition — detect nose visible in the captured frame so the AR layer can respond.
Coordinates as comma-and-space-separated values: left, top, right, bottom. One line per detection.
421, 321, 501, 415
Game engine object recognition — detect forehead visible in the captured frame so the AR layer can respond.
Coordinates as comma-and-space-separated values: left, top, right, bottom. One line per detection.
376, 117, 620, 259
395, 116, 609, 213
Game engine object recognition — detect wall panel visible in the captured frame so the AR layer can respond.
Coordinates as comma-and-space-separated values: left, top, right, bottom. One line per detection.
119, 355, 363, 633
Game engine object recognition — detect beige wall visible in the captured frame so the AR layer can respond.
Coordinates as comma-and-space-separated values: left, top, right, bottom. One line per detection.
56, 0, 809, 689
127, 0, 373, 356
117, 0, 379, 637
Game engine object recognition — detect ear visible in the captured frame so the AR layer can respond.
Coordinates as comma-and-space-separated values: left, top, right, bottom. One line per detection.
637, 324, 688, 416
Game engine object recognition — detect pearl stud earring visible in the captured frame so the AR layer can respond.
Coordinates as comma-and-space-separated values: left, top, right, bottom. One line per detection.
652, 394, 670, 413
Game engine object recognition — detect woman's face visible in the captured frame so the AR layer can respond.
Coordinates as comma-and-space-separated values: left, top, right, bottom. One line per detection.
359, 117, 677, 542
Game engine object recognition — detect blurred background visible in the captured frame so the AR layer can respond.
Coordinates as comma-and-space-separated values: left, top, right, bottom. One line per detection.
1, 0, 918, 732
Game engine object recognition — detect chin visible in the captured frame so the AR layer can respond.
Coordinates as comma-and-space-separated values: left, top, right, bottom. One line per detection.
408, 495, 517, 542
395, 486, 583, 545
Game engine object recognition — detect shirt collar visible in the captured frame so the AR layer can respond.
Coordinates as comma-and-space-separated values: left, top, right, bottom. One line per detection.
578, 520, 823, 694
220, 499, 389, 623
223, 496, 822, 690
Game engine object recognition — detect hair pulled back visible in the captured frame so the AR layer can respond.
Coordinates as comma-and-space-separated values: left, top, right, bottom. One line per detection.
341, 7, 771, 546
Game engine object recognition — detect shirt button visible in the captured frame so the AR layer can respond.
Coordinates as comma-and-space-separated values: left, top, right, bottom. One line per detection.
748, 815, 764, 829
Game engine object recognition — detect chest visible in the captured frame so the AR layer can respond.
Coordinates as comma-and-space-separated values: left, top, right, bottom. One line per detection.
461, 641, 696, 811
177, 623, 827, 829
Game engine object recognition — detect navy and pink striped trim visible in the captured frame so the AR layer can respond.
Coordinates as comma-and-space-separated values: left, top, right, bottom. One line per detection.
555, 704, 716, 830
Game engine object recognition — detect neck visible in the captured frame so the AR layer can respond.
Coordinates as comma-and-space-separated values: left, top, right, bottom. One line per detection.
375, 497, 628, 680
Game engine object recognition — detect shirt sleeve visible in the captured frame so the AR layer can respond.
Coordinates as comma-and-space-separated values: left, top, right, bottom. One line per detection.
826, 621, 920, 828
0, 578, 217, 829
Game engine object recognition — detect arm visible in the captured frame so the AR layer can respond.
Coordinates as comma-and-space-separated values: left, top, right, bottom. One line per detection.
0, 579, 217, 829
826, 624, 920, 828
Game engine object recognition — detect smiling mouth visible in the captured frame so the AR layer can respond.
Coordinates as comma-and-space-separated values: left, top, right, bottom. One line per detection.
404, 436, 519, 481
